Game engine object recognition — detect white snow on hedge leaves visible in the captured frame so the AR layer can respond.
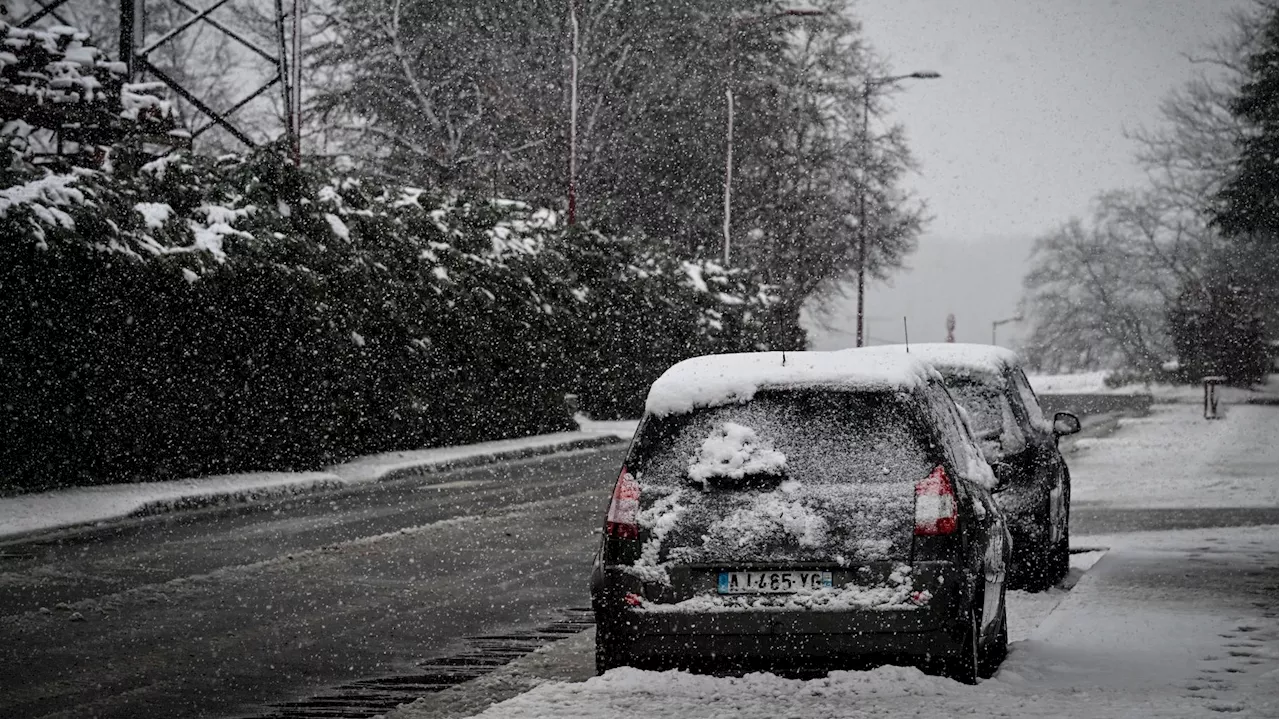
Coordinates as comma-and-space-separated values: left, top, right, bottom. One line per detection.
324, 212, 350, 240
0, 171, 89, 221
645, 351, 936, 417
134, 202, 171, 229
686, 422, 786, 488
181, 268, 199, 283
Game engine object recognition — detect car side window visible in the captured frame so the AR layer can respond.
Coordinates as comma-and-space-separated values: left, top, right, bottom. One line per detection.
1011, 369, 1052, 434
922, 382, 994, 488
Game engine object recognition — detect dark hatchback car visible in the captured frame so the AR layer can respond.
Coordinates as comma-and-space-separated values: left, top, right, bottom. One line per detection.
868, 344, 1081, 590
591, 351, 1011, 683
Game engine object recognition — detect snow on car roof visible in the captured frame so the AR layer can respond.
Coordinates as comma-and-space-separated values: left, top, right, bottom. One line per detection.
857, 343, 1020, 380
644, 351, 936, 417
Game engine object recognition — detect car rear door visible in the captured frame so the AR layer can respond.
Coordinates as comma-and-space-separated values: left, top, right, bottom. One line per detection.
622, 390, 935, 605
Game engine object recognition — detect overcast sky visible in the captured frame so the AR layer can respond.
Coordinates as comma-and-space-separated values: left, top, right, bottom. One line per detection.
806, 0, 1252, 349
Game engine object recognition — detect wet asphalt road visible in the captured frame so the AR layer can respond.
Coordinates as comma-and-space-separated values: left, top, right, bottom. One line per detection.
0, 447, 626, 719
0, 434, 1275, 719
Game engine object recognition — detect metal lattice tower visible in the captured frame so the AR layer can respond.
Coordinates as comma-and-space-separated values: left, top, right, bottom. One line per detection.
13, 0, 300, 155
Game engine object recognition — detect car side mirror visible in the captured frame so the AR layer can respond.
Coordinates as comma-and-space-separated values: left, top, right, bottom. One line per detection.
1053, 412, 1081, 437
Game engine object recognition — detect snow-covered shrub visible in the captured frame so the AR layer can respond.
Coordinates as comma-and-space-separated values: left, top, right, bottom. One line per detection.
0, 151, 786, 490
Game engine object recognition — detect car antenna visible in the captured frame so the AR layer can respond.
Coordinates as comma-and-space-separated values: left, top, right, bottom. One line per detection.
781, 351, 787, 367
903, 316, 910, 353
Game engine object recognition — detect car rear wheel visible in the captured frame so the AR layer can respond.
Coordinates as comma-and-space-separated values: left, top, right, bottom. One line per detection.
979, 589, 1008, 677
594, 622, 632, 675
1019, 503, 1060, 592
940, 604, 982, 684
1051, 495, 1071, 583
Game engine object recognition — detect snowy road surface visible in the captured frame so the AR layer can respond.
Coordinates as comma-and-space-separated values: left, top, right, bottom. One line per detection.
0, 447, 628, 719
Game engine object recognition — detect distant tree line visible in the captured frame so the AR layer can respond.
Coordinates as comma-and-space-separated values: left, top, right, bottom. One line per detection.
1020, 1, 1277, 384
311, 0, 927, 330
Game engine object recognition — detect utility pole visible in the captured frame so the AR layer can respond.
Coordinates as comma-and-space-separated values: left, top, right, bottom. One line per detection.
567, 0, 580, 225
854, 70, 940, 347
992, 314, 1022, 346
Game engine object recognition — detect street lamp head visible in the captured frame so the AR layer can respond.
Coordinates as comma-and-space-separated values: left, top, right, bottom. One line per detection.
908, 71, 941, 79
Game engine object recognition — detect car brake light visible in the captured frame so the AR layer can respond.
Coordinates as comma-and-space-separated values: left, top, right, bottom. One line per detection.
606, 467, 640, 539
915, 465, 958, 535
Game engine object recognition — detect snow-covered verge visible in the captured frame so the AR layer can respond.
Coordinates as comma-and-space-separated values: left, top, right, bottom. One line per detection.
0, 431, 620, 540
1028, 371, 1279, 405
1069, 403, 1277, 509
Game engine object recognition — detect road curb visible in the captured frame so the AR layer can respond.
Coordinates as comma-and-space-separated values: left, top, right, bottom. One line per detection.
0, 434, 625, 546
369, 435, 625, 484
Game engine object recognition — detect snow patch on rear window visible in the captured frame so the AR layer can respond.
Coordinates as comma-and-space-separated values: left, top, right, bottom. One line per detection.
687, 422, 787, 488
716, 495, 829, 550
646, 351, 934, 417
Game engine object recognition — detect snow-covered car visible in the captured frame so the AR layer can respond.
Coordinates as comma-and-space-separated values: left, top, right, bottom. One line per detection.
590, 351, 1011, 683
860, 344, 1081, 590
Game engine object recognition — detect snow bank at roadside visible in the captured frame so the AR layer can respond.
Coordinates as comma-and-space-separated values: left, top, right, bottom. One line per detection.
0, 431, 621, 540
1028, 371, 1279, 404
0, 472, 342, 539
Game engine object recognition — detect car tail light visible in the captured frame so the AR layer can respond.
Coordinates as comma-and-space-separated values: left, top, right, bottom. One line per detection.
606, 467, 640, 539
915, 465, 957, 536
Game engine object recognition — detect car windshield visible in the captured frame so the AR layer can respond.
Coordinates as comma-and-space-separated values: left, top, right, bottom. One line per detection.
626, 390, 931, 566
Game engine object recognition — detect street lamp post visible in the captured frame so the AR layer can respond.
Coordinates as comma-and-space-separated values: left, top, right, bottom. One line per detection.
992, 314, 1022, 346
723, 8, 825, 266
854, 70, 940, 347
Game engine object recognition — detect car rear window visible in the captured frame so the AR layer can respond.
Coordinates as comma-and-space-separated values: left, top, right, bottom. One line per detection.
624, 390, 933, 571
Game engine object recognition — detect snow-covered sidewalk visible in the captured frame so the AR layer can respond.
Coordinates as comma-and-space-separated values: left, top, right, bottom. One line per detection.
0, 430, 628, 541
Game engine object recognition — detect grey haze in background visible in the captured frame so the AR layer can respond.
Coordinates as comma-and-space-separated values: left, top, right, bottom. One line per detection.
806, 0, 1253, 349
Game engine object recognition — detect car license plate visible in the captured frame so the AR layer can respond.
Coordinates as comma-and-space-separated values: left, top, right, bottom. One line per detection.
717, 571, 832, 594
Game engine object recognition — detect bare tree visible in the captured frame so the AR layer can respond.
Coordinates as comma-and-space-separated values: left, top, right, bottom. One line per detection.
1019, 4, 1260, 373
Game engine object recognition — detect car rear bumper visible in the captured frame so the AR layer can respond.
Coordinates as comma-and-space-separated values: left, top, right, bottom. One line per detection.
596, 608, 962, 665
593, 561, 973, 668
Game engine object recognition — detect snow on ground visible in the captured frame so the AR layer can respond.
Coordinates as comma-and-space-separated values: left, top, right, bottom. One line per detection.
1069, 403, 1278, 509
0, 472, 343, 541
1028, 372, 1279, 405
0, 431, 621, 540
572, 413, 639, 440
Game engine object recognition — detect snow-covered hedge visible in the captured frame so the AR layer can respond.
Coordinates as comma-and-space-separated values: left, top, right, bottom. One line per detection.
0, 152, 789, 490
